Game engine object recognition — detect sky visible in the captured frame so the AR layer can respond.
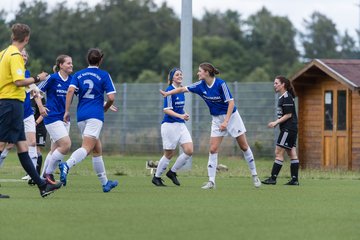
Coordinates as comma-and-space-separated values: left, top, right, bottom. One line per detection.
2, 0, 360, 40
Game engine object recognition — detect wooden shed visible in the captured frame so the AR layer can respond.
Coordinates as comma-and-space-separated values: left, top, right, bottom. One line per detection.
291, 59, 360, 170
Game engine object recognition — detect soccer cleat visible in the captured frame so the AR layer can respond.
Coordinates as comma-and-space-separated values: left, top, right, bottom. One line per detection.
59, 162, 69, 186
201, 181, 215, 189
39, 181, 62, 198
28, 179, 36, 186
261, 177, 277, 185
252, 175, 261, 188
166, 170, 180, 186
103, 180, 119, 192
152, 175, 166, 187
284, 179, 299, 186
21, 174, 31, 181
44, 174, 56, 184
0, 193, 10, 198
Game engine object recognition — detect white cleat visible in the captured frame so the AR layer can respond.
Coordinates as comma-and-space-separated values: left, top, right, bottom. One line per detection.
201, 181, 215, 189
252, 175, 261, 188
21, 174, 31, 181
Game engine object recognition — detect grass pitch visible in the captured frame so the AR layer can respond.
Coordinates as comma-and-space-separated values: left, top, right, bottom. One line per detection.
0, 153, 359, 240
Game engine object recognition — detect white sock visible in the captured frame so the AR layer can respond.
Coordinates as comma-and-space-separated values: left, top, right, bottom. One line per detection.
243, 148, 257, 176
66, 147, 88, 169
155, 156, 170, 177
171, 153, 191, 172
92, 156, 108, 186
208, 153, 218, 183
41, 152, 52, 177
46, 149, 64, 174
0, 148, 10, 167
28, 146, 38, 168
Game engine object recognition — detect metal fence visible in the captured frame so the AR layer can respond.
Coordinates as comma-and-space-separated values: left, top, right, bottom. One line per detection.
68, 82, 276, 157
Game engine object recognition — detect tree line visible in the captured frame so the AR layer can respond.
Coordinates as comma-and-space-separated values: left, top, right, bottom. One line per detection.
0, 0, 359, 83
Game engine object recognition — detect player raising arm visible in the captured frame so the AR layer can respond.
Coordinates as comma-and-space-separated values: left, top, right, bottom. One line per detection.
160, 62, 261, 189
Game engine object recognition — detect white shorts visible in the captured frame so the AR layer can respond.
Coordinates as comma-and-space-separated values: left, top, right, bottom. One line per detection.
78, 118, 103, 139
211, 110, 246, 138
161, 122, 192, 150
45, 120, 70, 142
23, 115, 36, 133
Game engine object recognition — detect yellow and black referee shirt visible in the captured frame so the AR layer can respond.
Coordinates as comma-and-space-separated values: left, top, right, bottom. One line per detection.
0, 45, 26, 101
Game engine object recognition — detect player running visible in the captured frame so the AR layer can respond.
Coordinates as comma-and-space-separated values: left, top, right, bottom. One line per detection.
37, 55, 73, 184
59, 48, 118, 193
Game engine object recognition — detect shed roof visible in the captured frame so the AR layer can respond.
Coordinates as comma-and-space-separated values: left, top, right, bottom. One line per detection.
291, 59, 360, 91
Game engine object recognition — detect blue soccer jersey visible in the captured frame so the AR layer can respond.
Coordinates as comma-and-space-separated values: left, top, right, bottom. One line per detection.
38, 72, 72, 125
186, 78, 236, 116
23, 69, 34, 118
71, 66, 116, 122
162, 84, 186, 124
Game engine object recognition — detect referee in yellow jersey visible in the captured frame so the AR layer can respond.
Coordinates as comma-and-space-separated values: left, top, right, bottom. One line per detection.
0, 23, 62, 198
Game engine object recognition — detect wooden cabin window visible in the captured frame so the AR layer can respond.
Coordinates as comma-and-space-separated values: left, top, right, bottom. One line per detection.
337, 90, 346, 130
324, 91, 333, 130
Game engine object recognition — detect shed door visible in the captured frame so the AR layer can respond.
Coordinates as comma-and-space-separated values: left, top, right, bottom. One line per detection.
323, 89, 349, 169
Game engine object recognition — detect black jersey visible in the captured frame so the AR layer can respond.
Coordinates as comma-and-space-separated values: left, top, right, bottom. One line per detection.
31, 97, 46, 130
277, 91, 298, 132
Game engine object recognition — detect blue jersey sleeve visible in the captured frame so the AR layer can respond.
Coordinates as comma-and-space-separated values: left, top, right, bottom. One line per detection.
103, 74, 116, 94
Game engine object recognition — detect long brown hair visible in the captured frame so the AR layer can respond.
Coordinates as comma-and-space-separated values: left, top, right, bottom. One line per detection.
199, 62, 220, 77
276, 75, 296, 97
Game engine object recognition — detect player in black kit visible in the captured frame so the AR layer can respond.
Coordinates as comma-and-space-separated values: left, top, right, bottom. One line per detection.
262, 76, 299, 186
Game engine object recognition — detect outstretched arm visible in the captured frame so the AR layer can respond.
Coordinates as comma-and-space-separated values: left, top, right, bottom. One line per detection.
159, 86, 188, 97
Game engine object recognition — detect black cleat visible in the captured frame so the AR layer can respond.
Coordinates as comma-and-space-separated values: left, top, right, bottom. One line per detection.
166, 170, 180, 186
284, 179, 299, 186
261, 177, 277, 185
44, 173, 56, 184
0, 193, 10, 198
28, 179, 36, 186
152, 175, 166, 187
39, 182, 62, 198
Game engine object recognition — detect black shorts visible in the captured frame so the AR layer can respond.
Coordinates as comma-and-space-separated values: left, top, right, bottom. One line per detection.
36, 123, 47, 146
276, 129, 297, 149
0, 99, 26, 143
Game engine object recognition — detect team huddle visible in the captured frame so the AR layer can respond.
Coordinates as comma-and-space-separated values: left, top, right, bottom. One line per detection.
0, 23, 300, 198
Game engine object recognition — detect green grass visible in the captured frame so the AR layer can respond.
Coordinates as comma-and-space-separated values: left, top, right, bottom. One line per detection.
0, 153, 360, 240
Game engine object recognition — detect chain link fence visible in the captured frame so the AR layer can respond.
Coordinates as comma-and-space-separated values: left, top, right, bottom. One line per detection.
68, 82, 276, 157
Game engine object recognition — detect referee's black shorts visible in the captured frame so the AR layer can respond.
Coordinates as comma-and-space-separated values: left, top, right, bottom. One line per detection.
276, 129, 297, 150
0, 99, 26, 143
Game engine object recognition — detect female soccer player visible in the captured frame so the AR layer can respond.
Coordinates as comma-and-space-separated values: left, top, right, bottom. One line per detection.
59, 48, 118, 192
38, 55, 73, 183
262, 76, 299, 186
160, 62, 261, 189
152, 68, 193, 187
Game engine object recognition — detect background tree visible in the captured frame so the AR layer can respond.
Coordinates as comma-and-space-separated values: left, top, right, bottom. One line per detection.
300, 11, 339, 59
1, 0, 358, 83
245, 7, 299, 78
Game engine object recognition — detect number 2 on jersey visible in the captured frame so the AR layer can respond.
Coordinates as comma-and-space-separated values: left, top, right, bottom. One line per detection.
83, 79, 95, 99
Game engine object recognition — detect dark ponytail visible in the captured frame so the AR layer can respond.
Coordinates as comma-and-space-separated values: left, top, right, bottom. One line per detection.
275, 75, 296, 97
